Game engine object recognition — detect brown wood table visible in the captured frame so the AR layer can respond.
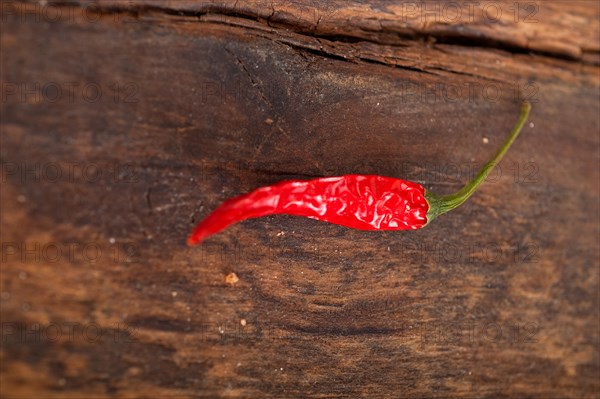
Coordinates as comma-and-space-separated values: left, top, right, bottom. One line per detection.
1, 1, 599, 398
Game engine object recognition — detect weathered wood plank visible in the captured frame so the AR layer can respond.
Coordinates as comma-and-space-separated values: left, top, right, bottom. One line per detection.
29, 0, 600, 61
1, 1, 599, 398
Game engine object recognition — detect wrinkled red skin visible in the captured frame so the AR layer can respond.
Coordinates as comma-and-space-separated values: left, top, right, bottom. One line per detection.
187, 175, 429, 245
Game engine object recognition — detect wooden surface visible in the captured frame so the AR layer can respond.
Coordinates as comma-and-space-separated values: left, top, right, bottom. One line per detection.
1, 1, 599, 398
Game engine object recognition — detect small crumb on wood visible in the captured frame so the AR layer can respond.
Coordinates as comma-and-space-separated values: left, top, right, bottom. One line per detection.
482, 137, 489, 144
265, 118, 274, 125
529, 122, 535, 128
225, 272, 239, 285
240, 319, 247, 326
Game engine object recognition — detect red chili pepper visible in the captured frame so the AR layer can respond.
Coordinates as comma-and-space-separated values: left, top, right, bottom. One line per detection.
188, 103, 531, 246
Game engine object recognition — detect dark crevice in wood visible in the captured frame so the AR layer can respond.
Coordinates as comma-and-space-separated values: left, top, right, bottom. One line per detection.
357, 56, 439, 76
274, 35, 440, 75
431, 33, 599, 63
286, 324, 403, 336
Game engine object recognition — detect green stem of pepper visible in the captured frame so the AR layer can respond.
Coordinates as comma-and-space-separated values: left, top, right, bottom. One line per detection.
425, 102, 531, 222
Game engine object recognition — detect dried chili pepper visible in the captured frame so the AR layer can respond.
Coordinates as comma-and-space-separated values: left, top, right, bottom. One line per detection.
188, 103, 531, 246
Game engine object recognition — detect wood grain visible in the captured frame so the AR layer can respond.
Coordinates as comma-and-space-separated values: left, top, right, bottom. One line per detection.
1, 1, 599, 398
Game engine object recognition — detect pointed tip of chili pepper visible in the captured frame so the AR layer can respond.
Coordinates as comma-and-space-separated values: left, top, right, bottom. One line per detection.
186, 233, 202, 246
188, 220, 220, 245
